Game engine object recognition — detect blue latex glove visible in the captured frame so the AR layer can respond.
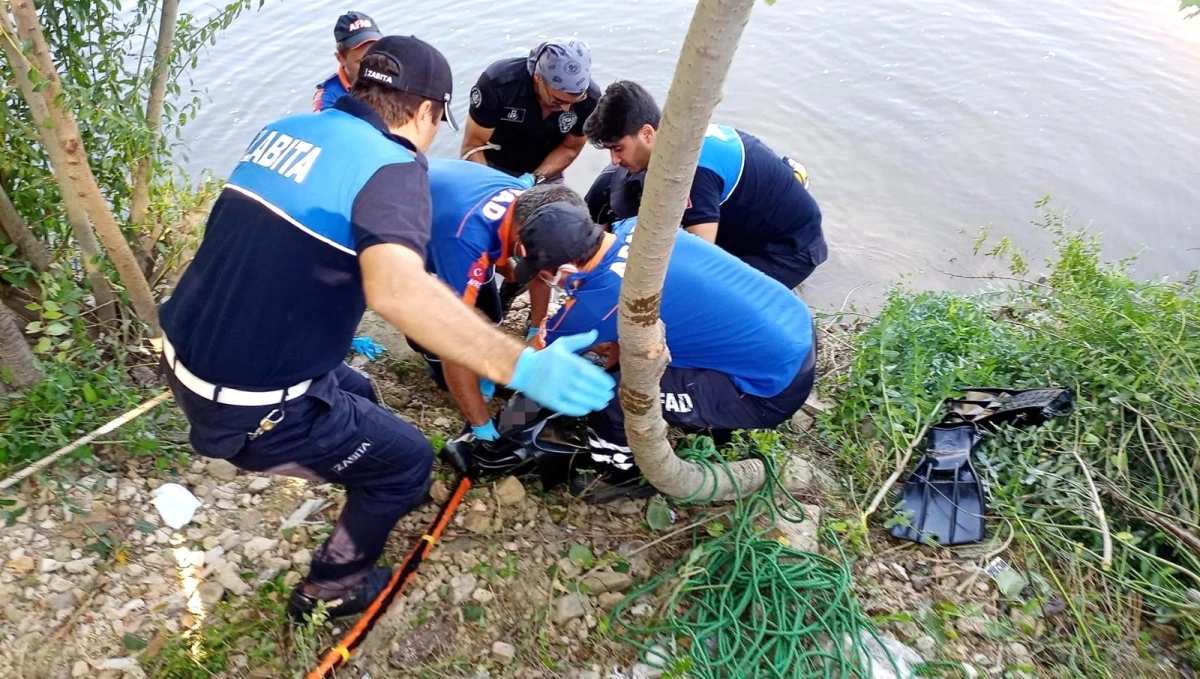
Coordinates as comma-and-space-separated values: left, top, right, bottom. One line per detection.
525, 326, 540, 341
351, 336, 385, 361
479, 377, 496, 399
507, 330, 616, 416
518, 172, 538, 187
472, 420, 501, 441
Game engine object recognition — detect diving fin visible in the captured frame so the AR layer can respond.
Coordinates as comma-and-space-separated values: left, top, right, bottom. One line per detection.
890, 423, 987, 546
942, 387, 1073, 430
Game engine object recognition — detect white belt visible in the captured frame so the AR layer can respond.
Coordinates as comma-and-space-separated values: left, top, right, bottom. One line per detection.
162, 336, 312, 407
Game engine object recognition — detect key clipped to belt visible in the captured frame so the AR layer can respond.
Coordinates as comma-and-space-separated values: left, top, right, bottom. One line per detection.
248, 409, 285, 441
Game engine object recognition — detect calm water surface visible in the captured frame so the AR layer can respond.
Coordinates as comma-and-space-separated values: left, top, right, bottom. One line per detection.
182, 0, 1200, 309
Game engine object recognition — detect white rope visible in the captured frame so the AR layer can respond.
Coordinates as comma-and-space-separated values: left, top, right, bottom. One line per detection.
0, 391, 172, 491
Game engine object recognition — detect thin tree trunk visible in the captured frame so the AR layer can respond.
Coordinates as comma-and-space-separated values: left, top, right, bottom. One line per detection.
131, 0, 179, 272
0, 183, 51, 272
10, 0, 161, 333
0, 302, 43, 388
617, 0, 765, 501
0, 10, 118, 325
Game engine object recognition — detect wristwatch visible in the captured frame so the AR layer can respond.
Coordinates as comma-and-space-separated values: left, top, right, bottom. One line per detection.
532, 171, 546, 184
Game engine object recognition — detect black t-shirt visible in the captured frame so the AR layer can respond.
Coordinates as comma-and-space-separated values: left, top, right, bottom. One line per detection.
468, 57, 600, 176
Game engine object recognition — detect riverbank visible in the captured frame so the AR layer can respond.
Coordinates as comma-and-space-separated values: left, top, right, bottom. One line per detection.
1, 220, 1196, 678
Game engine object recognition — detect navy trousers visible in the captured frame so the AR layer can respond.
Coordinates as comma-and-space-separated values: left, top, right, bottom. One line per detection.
164, 360, 433, 591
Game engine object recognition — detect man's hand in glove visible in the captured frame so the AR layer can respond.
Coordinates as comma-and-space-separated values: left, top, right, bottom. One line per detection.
506, 330, 614, 416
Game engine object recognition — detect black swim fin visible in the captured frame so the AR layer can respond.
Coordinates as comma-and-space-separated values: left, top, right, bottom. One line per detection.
890, 423, 987, 546
942, 387, 1074, 430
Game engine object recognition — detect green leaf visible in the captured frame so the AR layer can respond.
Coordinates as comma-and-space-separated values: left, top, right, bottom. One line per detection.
42, 300, 60, 312
646, 496, 673, 532
1135, 393, 1152, 403
706, 521, 726, 537
45, 322, 70, 336
24, 321, 43, 334
134, 519, 157, 533
462, 601, 486, 622
33, 336, 52, 353
82, 382, 98, 403
567, 543, 595, 569
123, 633, 148, 650
42, 310, 63, 320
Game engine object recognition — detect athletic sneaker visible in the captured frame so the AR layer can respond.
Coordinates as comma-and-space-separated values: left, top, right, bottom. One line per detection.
286, 566, 393, 622
568, 467, 658, 505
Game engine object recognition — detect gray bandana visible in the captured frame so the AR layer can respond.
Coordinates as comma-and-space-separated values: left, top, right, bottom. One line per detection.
526, 39, 592, 94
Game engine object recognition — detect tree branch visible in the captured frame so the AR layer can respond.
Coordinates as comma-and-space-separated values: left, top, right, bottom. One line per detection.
0, 8, 118, 324
130, 0, 179, 269
0, 183, 51, 272
10, 0, 160, 332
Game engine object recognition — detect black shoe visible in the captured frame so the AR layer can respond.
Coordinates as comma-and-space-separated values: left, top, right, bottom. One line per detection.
568, 468, 658, 505
286, 566, 394, 622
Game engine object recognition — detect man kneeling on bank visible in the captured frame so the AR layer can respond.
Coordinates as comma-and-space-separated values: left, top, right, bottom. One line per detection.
517, 190, 817, 451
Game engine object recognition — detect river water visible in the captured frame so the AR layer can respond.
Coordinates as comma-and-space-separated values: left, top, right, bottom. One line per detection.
182, 0, 1200, 310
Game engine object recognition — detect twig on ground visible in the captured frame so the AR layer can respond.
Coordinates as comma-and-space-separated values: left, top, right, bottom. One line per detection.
860, 399, 946, 522
0, 391, 172, 491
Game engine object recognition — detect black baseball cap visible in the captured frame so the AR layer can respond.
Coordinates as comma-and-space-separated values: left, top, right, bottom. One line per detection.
334, 11, 382, 49
359, 36, 458, 131
514, 203, 605, 284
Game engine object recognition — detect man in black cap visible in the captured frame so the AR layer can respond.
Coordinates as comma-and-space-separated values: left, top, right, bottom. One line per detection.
312, 11, 383, 112
160, 36, 615, 622
460, 40, 600, 182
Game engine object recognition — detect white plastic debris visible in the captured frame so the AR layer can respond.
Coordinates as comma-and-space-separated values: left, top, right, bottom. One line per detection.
150, 483, 202, 529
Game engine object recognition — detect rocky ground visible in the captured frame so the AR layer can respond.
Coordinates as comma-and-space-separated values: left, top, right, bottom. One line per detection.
0, 309, 1129, 679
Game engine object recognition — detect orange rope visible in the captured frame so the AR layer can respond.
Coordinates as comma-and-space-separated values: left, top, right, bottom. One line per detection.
306, 476, 473, 678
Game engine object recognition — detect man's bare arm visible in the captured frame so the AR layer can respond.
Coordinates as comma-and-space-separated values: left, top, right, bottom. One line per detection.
460, 118, 495, 166
685, 222, 719, 243
360, 243, 523, 383
527, 277, 552, 328
443, 361, 491, 427
532, 134, 586, 179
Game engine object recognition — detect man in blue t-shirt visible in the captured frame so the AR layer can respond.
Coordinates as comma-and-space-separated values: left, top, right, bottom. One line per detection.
582, 80, 828, 290
160, 38, 613, 623
515, 200, 817, 450
419, 160, 534, 438
312, 12, 382, 112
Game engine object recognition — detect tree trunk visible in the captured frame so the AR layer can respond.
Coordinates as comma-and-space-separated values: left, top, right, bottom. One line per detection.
0, 302, 43, 388
0, 9, 118, 325
10, 0, 161, 333
130, 0, 179, 272
0, 183, 52, 273
617, 0, 766, 501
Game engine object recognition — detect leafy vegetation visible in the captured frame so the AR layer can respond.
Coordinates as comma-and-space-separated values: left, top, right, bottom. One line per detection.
820, 205, 1200, 673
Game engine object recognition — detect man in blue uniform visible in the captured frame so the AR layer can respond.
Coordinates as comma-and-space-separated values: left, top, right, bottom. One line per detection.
583, 80, 828, 290
312, 11, 381, 112
160, 37, 614, 622
417, 159, 533, 438
516, 200, 817, 451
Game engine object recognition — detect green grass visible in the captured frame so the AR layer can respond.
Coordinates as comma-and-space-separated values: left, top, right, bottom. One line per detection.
818, 204, 1200, 674
143, 575, 326, 678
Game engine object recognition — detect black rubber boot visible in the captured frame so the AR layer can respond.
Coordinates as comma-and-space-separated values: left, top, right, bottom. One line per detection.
286, 566, 393, 623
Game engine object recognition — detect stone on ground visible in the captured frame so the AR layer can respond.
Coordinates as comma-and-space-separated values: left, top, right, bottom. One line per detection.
490, 641, 516, 665
581, 569, 634, 594
494, 476, 526, 506
553, 593, 591, 624
774, 504, 821, 552
206, 458, 239, 481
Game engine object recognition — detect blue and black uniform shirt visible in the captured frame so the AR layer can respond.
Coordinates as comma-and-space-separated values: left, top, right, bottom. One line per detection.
426, 159, 535, 304
312, 68, 351, 112
684, 124, 823, 256
544, 218, 814, 398
160, 97, 431, 389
